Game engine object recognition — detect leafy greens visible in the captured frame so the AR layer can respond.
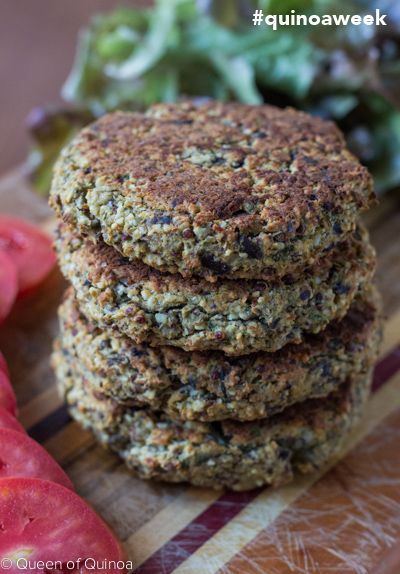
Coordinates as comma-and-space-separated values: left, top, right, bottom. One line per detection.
28, 0, 400, 195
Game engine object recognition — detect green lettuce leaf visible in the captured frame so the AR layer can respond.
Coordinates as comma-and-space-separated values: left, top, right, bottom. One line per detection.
28, 0, 400, 196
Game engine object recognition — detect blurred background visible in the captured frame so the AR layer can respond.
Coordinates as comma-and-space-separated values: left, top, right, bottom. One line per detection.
1, 0, 399, 199
0, 0, 147, 173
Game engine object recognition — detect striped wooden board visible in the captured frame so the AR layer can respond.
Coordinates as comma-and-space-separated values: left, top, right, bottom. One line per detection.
1, 168, 400, 573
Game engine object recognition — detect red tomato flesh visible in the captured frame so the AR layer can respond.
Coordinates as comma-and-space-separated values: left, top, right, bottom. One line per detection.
0, 251, 17, 321
0, 371, 17, 416
0, 429, 73, 489
0, 352, 9, 377
0, 407, 25, 433
0, 216, 56, 296
0, 478, 126, 573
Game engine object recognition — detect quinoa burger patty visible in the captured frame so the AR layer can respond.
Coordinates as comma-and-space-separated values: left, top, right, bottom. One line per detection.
54, 351, 373, 491
50, 101, 375, 281
55, 223, 376, 355
55, 287, 381, 422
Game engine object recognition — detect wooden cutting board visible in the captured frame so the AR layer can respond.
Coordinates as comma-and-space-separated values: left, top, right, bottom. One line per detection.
1, 168, 400, 574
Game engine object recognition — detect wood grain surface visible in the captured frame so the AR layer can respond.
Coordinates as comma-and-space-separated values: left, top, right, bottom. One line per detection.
0, 169, 399, 573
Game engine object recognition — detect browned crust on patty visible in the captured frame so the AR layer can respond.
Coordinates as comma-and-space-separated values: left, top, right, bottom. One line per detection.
55, 222, 376, 354
50, 101, 375, 280
57, 222, 372, 293
59, 102, 373, 219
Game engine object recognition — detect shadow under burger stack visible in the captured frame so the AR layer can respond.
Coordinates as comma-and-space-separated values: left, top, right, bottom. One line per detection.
50, 101, 381, 491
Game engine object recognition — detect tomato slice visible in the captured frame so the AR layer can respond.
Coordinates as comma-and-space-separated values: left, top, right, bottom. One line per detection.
0, 371, 17, 416
0, 251, 17, 321
0, 216, 56, 296
0, 352, 9, 376
0, 429, 73, 489
0, 478, 126, 573
0, 407, 25, 433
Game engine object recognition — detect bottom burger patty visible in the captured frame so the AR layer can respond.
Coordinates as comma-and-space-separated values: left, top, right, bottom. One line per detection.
54, 349, 373, 491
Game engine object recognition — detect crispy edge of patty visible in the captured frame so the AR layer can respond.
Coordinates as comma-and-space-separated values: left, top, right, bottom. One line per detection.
54, 286, 382, 422
54, 352, 373, 491
55, 223, 376, 354
50, 102, 375, 281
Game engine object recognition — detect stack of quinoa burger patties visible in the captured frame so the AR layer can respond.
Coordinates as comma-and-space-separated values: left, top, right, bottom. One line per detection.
50, 101, 381, 491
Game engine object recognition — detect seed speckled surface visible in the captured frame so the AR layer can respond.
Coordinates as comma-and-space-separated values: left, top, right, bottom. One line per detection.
54, 351, 373, 491
50, 101, 375, 281
54, 223, 376, 355
55, 288, 381, 422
